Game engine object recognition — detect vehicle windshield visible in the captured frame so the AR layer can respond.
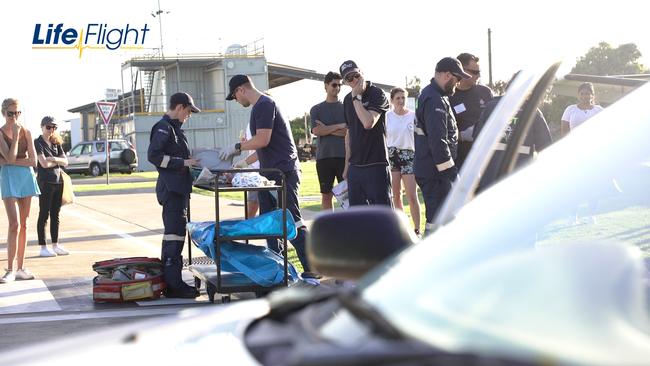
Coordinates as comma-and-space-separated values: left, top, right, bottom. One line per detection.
359, 82, 650, 364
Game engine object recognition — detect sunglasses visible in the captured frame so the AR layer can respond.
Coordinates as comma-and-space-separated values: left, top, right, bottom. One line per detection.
45, 125, 58, 130
345, 73, 360, 82
6, 111, 21, 118
330, 83, 342, 88
466, 69, 481, 76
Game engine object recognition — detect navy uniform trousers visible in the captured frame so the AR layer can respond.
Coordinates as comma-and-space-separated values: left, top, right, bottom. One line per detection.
160, 190, 189, 289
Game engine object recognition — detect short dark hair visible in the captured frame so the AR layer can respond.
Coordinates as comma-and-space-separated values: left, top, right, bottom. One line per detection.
324, 71, 342, 84
457, 53, 479, 67
578, 82, 595, 93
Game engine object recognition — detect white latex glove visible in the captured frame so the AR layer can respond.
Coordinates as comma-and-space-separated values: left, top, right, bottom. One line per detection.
232, 159, 248, 169
219, 143, 239, 160
460, 126, 474, 142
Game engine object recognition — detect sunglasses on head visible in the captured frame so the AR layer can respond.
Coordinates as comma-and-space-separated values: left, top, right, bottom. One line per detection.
45, 125, 57, 130
466, 69, 481, 76
6, 111, 21, 118
345, 73, 360, 82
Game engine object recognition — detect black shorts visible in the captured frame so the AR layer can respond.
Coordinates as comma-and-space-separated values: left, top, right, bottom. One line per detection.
316, 158, 345, 193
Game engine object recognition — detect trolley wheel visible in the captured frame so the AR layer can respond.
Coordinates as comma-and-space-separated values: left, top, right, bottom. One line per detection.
255, 290, 271, 298
206, 282, 216, 303
221, 295, 231, 304
194, 277, 201, 290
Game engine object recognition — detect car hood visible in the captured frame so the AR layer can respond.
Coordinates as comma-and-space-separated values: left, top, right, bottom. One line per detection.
1, 300, 269, 366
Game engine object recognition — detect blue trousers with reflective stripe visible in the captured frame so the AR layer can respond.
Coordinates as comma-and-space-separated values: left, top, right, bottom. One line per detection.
161, 191, 189, 289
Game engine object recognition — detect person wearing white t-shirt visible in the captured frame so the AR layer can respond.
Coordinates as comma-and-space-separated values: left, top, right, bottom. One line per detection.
386, 87, 421, 235
561, 82, 604, 137
561, 82, 604, 224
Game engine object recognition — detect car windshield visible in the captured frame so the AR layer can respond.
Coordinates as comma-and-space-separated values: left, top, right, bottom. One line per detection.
359, 82, 650, 364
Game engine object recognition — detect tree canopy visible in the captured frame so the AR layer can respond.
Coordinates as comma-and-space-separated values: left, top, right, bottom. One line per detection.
572, 42, 645, 75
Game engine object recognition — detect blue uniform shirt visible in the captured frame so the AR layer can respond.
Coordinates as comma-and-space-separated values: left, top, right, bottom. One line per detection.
148, 114, 193, 199
250, 95, 299, 176
414, 80, 459, 179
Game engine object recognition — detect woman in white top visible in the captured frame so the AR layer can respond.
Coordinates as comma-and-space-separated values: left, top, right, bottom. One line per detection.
386, 87, 421, 235
561, 82, 604, 137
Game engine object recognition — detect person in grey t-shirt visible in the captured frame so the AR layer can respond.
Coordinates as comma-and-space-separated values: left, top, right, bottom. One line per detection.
310, 71, 347, 210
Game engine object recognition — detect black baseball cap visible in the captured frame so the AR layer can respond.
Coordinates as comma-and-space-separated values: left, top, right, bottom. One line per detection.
226, 74, 252, 101
41, 116, 57, 126
339, 60, 360, 79
435, 57, 471, 79
170, 92, 201, 113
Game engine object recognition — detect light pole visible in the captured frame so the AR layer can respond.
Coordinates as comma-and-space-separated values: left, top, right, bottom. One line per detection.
151, 0, 168, 59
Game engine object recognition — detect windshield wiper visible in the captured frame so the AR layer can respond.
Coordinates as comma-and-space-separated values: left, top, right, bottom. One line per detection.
336, 290, 403, 339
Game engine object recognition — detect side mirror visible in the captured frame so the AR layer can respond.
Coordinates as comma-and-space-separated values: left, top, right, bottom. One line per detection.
307, 206, 417, 280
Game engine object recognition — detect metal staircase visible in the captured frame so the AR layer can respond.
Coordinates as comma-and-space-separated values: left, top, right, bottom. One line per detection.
142, 70, 157, 113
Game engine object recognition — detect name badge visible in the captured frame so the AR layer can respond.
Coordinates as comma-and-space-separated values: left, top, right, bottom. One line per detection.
454, 103, 467, 114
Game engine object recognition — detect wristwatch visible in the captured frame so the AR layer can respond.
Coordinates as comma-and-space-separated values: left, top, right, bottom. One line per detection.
235, 142, 241, 152
353, 94, 363, 102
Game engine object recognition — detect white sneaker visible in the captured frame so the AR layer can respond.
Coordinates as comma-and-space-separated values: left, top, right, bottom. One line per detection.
15, 268, 35, 280
53, 245, 69, 256
0, 270, 15, 283
39, 246, 57, 257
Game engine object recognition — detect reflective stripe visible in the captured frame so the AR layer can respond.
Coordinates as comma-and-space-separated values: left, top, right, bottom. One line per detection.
414, 127, 426, 136
425, 222, 435, 230
495, 143, 531, 155
163, 234, 185, 242
295, 220, 305, 228
94, 292, 121, 299
436, 159, 455, 172
160, 155, 171, 168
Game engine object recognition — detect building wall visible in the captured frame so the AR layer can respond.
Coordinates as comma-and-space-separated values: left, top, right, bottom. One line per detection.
133, 57, 269, 171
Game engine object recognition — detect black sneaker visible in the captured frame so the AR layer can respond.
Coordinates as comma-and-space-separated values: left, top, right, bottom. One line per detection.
301, 271, 323, 279
164, 285, 200, 299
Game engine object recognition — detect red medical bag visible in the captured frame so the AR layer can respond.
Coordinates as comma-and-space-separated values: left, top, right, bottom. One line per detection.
92, 257, 166, 302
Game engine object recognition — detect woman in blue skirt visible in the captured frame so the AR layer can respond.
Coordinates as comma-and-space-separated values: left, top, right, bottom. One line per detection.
0, 98, 40, 283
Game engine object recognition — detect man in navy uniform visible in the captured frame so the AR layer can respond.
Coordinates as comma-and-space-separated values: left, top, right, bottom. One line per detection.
415, 57, 470, 235
449, 53, 494, 168
220, 75, 316, 277
148, 92, 201, 298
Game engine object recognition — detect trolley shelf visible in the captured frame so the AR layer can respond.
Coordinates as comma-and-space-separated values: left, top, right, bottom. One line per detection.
187, 168, 289, 303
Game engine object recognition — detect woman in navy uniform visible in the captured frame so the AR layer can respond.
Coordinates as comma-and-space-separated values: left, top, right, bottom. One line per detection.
148, 92, 201, 298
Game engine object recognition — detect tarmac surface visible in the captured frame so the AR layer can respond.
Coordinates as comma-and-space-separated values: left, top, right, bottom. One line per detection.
0, 176, 320, 353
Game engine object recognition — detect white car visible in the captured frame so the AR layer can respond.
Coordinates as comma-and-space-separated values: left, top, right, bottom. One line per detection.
3, 65, 650, 365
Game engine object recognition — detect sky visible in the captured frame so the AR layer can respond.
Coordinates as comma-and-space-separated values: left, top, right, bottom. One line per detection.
2, 0, 649, 132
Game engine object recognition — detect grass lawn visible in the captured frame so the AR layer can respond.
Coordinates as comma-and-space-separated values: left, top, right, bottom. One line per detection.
72, 161, 427, 232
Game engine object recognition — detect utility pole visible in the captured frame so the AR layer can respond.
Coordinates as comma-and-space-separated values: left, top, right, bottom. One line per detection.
488, 28, 493, 88
152, 0, 167, 59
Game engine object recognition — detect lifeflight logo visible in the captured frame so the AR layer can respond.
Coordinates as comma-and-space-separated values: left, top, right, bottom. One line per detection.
32, 23, 151, 58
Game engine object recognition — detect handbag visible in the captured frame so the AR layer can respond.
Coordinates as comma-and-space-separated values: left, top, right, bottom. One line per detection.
61, 170, 75, 205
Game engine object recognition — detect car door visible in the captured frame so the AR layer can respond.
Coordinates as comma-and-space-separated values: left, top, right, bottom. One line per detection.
66, 143, 88, 172
109, 141, 124, 170
78, 143, 94, 170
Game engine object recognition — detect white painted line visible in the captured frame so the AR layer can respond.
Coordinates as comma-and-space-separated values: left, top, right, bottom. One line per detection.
136, 295, 210, 306
65, 209, 160, 252
0, 280, 62, 315
58, 230, 87, 235
0, 306, 207, 325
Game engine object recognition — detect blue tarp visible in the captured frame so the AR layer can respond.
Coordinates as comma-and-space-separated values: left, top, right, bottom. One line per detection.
186, 209, 300, 287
